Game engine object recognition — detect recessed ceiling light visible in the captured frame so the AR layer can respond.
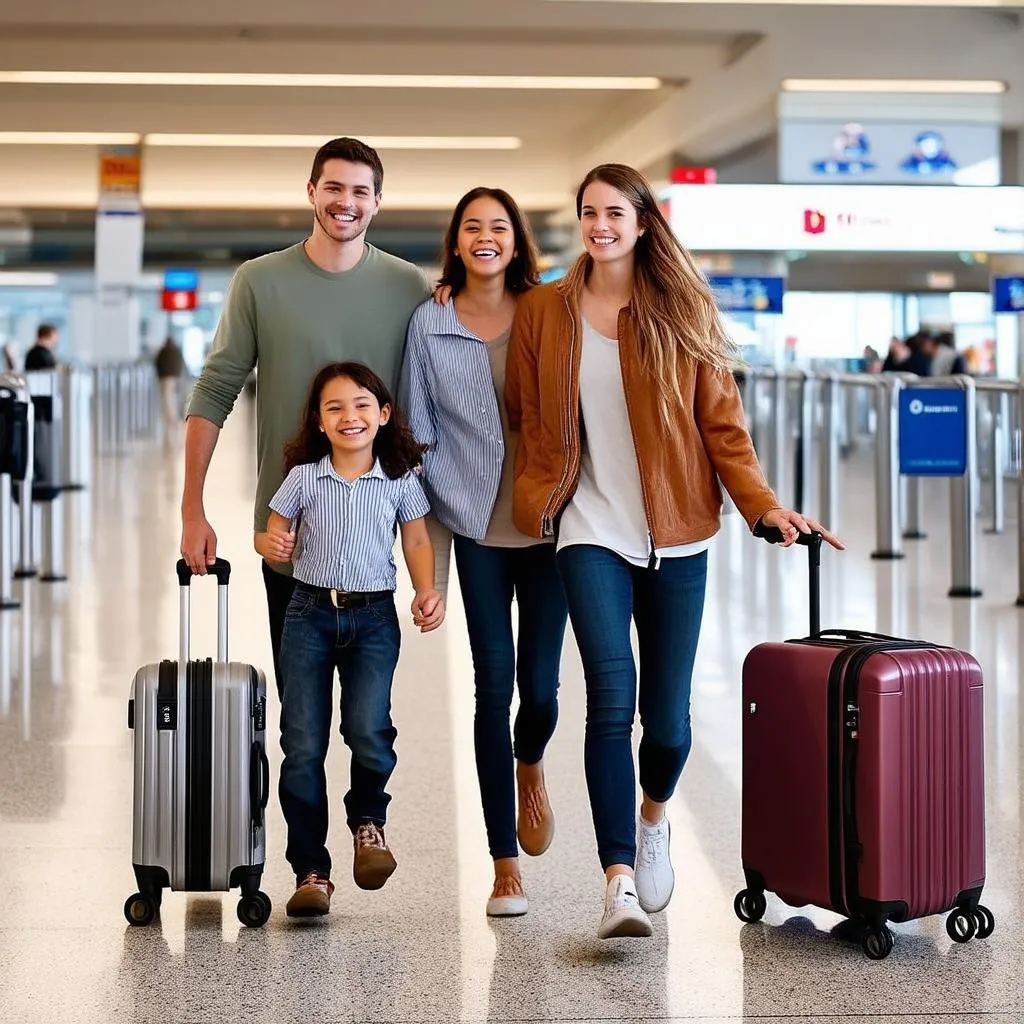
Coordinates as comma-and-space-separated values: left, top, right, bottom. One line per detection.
0, 132, 141, 145
782, 79, 1007, 94
0, 70, 661, 90
144, 134, 523, 150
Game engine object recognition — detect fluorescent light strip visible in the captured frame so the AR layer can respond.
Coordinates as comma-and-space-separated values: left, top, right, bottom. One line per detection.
0, 272, 59, 287
0, 131, 141, 145
0, 70, 660, 90
782, 78, 1007, 94
145, 133, 522, 150
548, 0, 1010, 5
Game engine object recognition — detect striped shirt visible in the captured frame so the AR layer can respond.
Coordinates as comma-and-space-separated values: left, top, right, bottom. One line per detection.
268, 456, 430, 592
398, 299, 505, 540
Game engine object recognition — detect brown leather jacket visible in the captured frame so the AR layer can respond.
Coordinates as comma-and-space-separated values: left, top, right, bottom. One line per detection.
504, 279, 780, 549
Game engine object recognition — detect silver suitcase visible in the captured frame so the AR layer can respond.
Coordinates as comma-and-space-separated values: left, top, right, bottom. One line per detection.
124, 558, 272, 928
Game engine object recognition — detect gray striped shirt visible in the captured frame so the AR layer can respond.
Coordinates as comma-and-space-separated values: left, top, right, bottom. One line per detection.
268, 456, 430, 592
399, 299, 505, 540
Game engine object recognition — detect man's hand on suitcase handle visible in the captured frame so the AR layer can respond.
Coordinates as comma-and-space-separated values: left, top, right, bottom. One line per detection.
181, 512, 218, 575
756, 508, 844, 551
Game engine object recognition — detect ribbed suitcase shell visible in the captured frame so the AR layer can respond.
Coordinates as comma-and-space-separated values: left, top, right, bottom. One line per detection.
741, 638, 985, 923
130, 658, 268, 893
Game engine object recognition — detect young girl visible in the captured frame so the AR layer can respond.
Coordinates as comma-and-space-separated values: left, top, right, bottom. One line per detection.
255, 361, 444, 919
400, 187, 568, 919
505, 164, 843, 940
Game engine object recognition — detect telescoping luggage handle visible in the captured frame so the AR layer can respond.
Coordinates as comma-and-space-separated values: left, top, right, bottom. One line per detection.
176, 558, 231, 663
753, 523, 822, 636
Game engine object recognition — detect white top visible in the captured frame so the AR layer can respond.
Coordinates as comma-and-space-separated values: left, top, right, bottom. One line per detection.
556, 318, 712, 568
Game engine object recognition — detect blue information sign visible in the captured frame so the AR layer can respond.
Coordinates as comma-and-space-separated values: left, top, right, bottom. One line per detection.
708, 275, 784, 315
898, 388, 967, 476
163, 268, 199, 292
992, 276, 1024, 313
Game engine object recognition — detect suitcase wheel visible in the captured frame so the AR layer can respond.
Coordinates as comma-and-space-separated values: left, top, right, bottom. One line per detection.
861, 925, 894, 961
733, 888, 767, 924
973, 905, 995, 940
946, 907, 978, 944
237, 891, 272, 928
124, 893, 158, 927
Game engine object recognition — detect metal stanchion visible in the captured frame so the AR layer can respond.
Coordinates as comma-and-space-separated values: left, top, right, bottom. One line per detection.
796, 373, 814, 514
1016, 378, 1024, 606
772, 370, 787, 505
13, 389, 35, 581
872, 376, 903, 560
949, 377, 981, 598
819, 374, 839, 530
986, 390, 1005, 535
903, 476, 927, 540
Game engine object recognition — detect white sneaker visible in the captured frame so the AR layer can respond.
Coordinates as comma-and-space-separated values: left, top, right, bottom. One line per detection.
486, 876, 529, 918
635, 814, 674, 913
598, 875, 653, 939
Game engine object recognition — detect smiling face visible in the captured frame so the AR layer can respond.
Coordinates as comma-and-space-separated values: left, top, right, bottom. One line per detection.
455, 195, 517, 284
579, 180, 644, 267
318, 374, 390, 457
307, 158, 382, 245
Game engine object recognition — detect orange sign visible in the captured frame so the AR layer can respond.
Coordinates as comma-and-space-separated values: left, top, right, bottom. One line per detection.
98, 147, 141, 199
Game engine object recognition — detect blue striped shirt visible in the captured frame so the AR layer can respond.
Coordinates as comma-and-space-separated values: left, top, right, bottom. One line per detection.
399, 299, 505, 540
268, 456, 430, 592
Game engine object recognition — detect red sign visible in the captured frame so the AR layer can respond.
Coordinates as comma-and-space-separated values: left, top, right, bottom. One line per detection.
161, 289, 197, 312
670, 166, 716, 185
804, 209, 826, 235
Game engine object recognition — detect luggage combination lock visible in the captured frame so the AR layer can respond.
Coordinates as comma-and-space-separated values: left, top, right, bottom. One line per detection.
845, 702, 859, 739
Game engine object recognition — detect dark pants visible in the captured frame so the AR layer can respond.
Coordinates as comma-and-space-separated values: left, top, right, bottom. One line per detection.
452, 536, 568, 861
555, 545, 708, 871
277, 582, 401, 881
262, 560, 297, 699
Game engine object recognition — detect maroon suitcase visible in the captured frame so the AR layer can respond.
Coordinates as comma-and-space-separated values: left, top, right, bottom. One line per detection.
734, 526, 992, 960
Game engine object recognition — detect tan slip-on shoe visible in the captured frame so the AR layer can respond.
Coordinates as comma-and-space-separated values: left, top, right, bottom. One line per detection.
516, 768, 555, 857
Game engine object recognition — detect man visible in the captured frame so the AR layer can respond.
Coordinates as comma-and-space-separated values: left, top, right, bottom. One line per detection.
180, 137, 431, 694
24, 324, 59, 370
154, 335, 186, 442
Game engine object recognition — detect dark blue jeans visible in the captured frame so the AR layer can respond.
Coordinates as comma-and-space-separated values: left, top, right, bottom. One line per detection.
556, 545, 708, 871
453, 536, 568, 861
278, 582, 401, 880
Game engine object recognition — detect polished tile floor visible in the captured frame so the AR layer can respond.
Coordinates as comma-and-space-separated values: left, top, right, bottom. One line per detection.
0, 395, 1021, 1024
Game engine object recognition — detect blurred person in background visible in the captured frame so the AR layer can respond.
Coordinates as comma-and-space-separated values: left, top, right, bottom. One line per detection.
155, 335, 186, 443
24, 324, 59, 370
930, 329, 967, 376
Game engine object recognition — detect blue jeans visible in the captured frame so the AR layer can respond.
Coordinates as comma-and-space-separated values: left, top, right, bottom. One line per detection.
453, 536, 568, 861
278, 582, 401, 880
555, 545, 708, 871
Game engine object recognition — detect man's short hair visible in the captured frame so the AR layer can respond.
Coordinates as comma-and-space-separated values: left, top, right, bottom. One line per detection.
36, 323, 57, 342
309, 138, 384, 195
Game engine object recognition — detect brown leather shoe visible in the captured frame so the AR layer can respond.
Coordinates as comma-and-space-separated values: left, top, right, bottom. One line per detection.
353, 821, 397, 890
286, 872, 335, 918
516, 768, 555, 857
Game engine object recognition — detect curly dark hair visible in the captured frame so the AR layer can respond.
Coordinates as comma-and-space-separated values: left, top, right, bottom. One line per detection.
283, 362, 426, 480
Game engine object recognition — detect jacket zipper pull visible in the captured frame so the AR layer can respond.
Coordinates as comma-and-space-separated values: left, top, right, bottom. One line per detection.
647, 533, 660, 571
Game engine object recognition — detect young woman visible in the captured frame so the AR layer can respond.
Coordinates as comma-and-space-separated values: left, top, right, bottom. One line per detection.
505, 164, 843, 940
400, 188, 568, 918
256, 361, 444, 918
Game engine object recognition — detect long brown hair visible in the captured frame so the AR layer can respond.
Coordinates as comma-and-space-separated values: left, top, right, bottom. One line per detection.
283, 362, 426, 479
438, 187, 541, 297
561, 163, 735, 414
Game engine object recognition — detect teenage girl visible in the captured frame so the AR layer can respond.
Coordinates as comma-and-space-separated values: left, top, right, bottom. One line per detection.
400, 188, 568, 917
256, 360, 445, 918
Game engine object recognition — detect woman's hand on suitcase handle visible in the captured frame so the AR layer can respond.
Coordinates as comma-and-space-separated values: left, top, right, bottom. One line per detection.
760, 508, 845, 551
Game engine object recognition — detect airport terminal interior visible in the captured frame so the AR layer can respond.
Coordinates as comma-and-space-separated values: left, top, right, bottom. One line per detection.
2, 1, 1024, 1023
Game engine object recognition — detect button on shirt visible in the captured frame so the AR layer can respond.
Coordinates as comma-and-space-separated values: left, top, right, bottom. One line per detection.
399, 299, 506, 540
268, 456, 430, 592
